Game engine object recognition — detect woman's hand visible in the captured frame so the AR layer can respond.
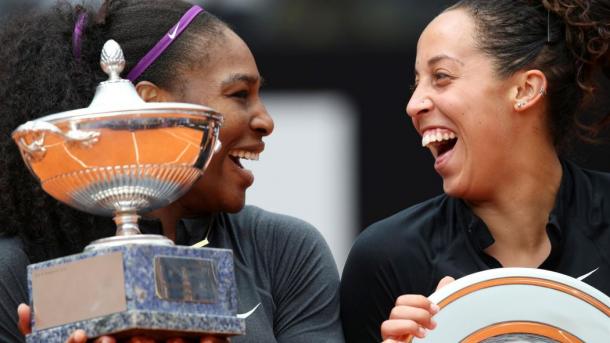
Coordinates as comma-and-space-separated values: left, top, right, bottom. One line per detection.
380, 276, 455, 342
17, 303, 229, 343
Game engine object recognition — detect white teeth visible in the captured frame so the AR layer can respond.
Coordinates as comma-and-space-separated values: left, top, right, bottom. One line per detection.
421, 129, 457, 147
229, 150, 260, 161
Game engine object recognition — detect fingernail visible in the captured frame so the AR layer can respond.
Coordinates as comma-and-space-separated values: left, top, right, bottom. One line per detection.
430, 318, 437, 329
430, 303, 440, 313
417, 326, 427, 338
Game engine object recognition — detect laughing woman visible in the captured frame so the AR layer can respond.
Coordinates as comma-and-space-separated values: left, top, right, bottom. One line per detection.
340, 0, 610, 342
0, 1, 343, 342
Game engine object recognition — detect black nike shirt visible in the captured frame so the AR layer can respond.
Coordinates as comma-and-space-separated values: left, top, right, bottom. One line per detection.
340, 159, 610, 343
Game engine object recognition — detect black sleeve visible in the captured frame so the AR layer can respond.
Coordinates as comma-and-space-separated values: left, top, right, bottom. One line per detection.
340, 222, 432, 343
0, 237, 29, 343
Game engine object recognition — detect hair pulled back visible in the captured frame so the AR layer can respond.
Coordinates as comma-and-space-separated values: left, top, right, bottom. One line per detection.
449, 0, 610, 149
0, 0, 227, 262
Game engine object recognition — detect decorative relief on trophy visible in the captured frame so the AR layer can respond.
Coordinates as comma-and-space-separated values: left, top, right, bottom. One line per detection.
12, 40, 244, 342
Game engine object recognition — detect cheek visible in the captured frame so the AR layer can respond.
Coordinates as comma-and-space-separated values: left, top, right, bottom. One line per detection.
217, 115, 240, 141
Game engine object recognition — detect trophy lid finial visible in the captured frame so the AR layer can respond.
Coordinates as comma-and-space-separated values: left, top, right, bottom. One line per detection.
100, 39, 126, 81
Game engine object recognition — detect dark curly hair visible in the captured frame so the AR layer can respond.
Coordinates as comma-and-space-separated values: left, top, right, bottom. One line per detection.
449, 0, 610, 150
0, 0, 228, 263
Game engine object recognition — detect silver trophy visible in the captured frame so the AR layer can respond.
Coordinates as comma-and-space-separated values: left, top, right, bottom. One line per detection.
12, 40, 244, 341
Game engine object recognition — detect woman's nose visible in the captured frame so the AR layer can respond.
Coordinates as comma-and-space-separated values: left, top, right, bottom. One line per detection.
251, 102, 274, 136
406, 93, 433, 118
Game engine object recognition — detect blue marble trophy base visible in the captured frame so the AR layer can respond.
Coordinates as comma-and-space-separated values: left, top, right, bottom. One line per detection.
26, 244, 245, 343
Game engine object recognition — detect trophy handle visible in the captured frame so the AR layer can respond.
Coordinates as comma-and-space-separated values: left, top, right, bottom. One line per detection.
12, 120, 100, 162
13, 121, 61, 162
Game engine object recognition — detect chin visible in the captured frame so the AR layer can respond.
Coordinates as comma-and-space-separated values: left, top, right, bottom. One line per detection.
442, 177, 467, 199
217, 193, 247, 213
223, 201, 246, 213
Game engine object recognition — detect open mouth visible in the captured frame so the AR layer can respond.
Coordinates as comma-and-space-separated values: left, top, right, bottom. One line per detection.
422, 129, 458, 158
228, 150, 260, 169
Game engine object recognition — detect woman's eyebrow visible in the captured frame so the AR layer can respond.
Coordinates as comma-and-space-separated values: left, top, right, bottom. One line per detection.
221, 73, 265, 87
414, 54, 464, 74
427, 54, 464, 67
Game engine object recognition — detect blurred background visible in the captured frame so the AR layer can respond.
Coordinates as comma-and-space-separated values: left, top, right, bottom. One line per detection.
2, 0, 609, 271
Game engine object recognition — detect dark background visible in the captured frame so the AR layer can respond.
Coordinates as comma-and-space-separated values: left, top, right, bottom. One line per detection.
2, 0, 609, 232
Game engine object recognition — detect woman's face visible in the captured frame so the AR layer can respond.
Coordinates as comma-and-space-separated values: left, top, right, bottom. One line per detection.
169, 27, 274, 215
406, 9, 517, 200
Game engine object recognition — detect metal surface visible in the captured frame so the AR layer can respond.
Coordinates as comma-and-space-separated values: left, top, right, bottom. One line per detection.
12, 40, 223, 240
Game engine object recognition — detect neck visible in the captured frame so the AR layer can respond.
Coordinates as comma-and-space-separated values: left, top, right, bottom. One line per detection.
467, 153, 562, 267
147, 202, 190, 242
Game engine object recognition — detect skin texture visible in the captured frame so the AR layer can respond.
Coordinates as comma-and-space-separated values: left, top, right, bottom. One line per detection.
383, 8, 562, 342
18, 26, 270, 343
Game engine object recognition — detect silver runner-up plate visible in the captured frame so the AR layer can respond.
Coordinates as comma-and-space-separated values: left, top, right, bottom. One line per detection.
410, 268, 610, 343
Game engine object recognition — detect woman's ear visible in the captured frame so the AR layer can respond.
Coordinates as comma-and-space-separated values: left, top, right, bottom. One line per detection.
135, 81, 174, 102
513, 69, 548, 112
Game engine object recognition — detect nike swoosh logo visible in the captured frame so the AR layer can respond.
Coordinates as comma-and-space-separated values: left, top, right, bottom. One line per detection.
168, 23, 180, 39
237, 303, 261, 319
577, 267, 599, 281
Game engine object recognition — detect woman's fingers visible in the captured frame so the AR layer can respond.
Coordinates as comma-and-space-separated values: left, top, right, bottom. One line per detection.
17, 303, 31, 335
436, 276, 455, 290
381, 277, 456, 341
389, 305, 437, 329
166, 339, 187, 343
124, 337, 156, 343
66, 332, 116, 343
394, 294, 439, 314
394, 294, 429, 307
381, 318, 427, 340
65, 330, 88, 343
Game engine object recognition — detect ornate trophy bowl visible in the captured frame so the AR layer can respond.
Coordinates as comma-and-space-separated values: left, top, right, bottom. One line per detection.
12, 40, 245, 341
13, 39, 222, 246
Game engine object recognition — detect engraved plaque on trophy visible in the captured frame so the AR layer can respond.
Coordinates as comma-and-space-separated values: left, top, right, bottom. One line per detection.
12, 40, 245, 342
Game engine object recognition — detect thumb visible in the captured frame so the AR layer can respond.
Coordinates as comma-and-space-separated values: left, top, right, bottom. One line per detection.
436, 276, 455, 291
17, 303, 31, 335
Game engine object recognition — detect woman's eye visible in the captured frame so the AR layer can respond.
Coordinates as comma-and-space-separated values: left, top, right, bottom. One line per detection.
433, 72, 452, 84
230, 90, 249, 99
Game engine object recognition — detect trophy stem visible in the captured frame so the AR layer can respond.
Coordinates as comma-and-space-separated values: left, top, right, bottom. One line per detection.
114, 210, 142, 236
84, 210, 174, 251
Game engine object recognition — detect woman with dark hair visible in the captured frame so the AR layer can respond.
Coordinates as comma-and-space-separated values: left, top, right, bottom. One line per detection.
340, 0, 610, 342
0, 1, 344, 342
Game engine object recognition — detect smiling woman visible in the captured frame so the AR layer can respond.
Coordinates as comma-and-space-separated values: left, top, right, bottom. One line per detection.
0, 0, 343, 342
340, 0, 610, 342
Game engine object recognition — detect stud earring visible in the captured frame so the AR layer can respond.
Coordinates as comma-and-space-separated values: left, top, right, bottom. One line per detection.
517, 101, 526, 109
539, 87, 546, 96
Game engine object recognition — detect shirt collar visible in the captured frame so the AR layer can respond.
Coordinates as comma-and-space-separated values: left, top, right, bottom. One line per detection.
456, 159, 574, 251
176, 215, 215, 246
136, 214, 215, 246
